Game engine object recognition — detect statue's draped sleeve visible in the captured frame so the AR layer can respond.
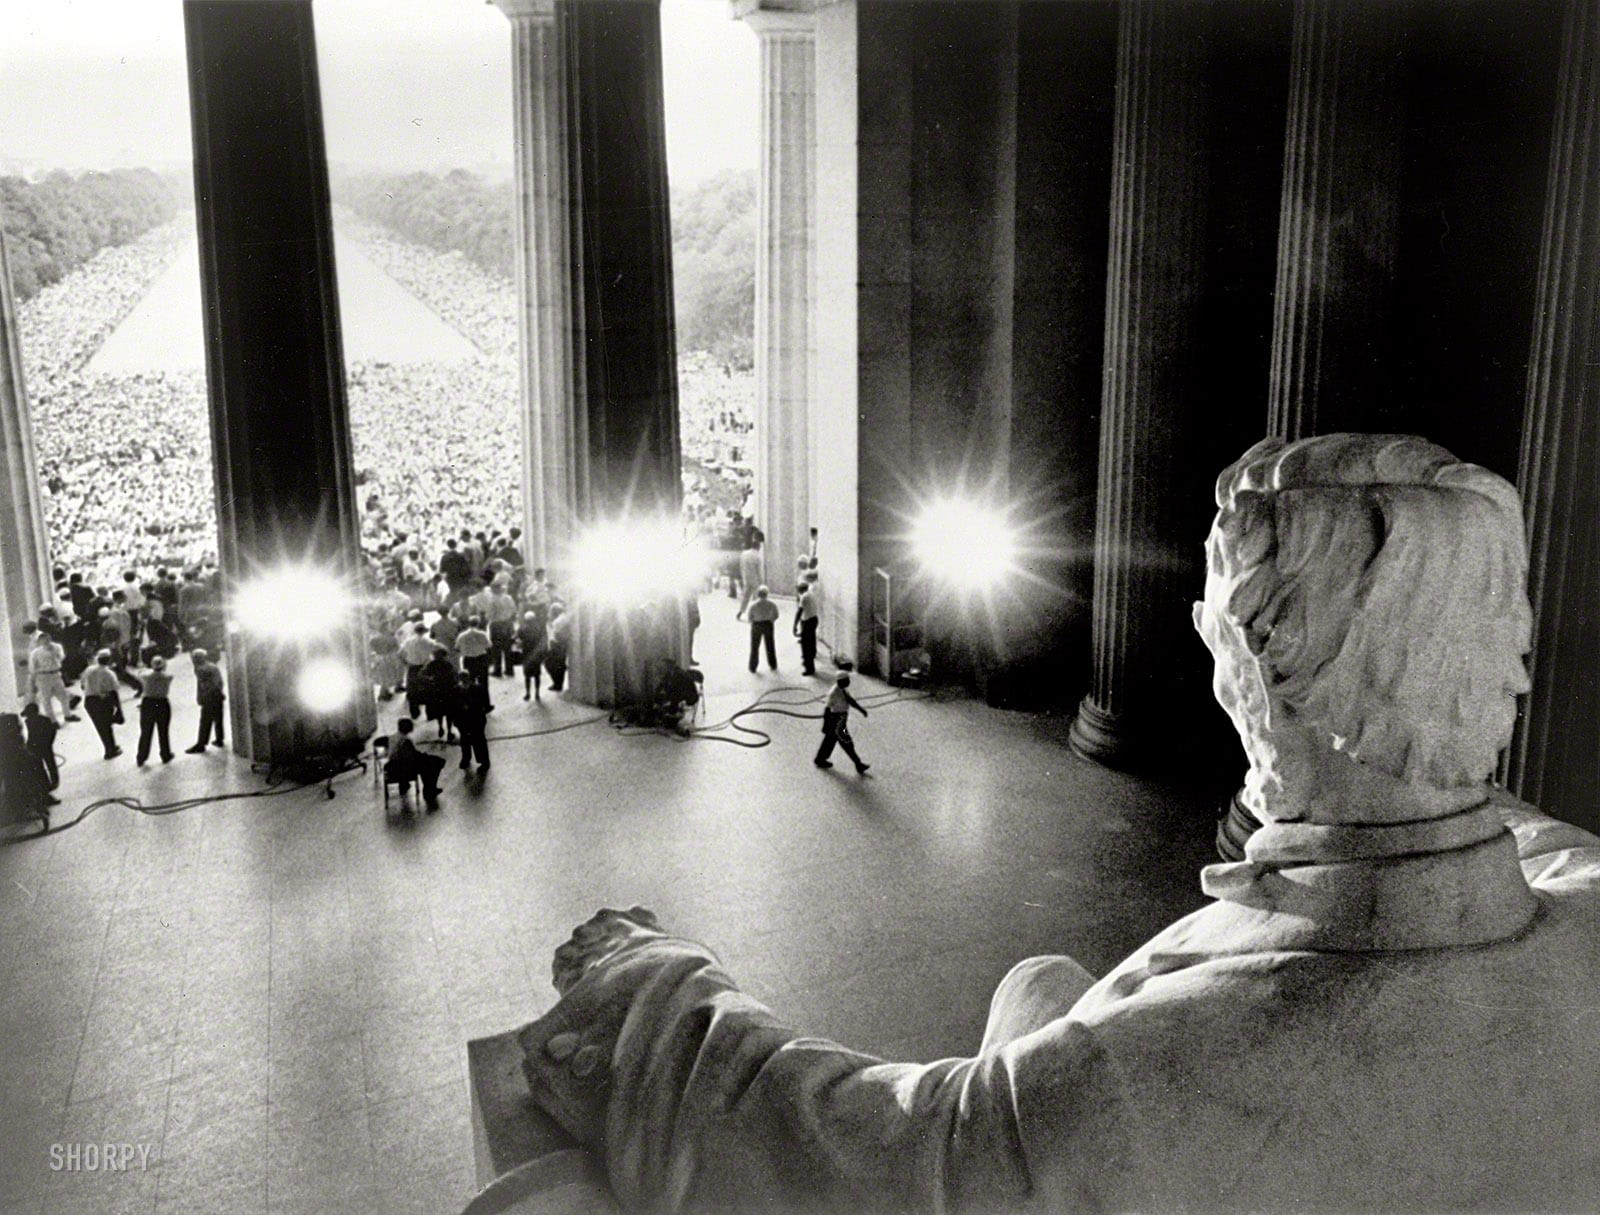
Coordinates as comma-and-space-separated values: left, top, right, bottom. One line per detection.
527, 939, 1124, 1213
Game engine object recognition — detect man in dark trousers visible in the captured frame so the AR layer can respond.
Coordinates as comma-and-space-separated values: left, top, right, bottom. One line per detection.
186, 648, 226, 753
136, 655, 175, 766
793, 581, 820, 676
814, 669, 870, 774
746, 586, 780, 673
454, 671, 492, 774
81, 650, 124, 760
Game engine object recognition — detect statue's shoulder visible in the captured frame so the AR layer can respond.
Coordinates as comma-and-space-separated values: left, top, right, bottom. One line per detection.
1490, 787, 1600, 851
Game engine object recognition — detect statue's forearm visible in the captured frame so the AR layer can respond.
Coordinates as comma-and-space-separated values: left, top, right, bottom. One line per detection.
528, 936, 1032, 1213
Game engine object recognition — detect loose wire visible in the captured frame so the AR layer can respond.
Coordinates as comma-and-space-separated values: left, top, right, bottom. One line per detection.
4, 685, 931, 843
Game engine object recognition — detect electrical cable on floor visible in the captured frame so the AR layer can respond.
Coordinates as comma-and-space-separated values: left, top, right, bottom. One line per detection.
611, 683, 931, 749
5, 684, 931, 844
1, 755, 369, 847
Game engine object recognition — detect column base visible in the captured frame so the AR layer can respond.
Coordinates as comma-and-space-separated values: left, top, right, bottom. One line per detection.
1068, 696, 1141, 770
566, 599, 689, 712
1214, 788, 1263, 861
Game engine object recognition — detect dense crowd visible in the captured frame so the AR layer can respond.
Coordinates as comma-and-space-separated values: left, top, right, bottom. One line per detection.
19, 220, 218, 579
17, 209, 756, 591
340, 214, 518, 359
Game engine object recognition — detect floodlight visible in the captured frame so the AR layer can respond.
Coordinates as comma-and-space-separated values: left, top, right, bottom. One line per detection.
234, 566, 353, 642
295, 657, 356, 714
572, 518, 699, 606
910, 498, 1017, 590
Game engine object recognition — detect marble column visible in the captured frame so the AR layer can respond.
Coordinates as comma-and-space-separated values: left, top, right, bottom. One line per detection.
1069, 0, 1210, 769
1266, 0, 1404, 440
184, 0, 374, 764
0, 228, 53, 708
740, 2, 816, 597
1220, 0, 1404, 855
1507, 0, 1600, 831
560, 0, 686, 708
494, 0, 578, 577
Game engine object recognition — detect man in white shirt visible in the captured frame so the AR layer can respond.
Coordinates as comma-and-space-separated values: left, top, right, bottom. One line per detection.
399, 623, 437, 718
27, 628, 76, 724
81, 650, 123, 759
487, 585, 520, 677
457, 616, 493, 684
121, 572, 146, 650
745, 586, 780, 673
793, 582, 821, 677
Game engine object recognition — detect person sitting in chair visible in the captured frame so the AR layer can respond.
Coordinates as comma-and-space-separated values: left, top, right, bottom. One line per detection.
385, 717, 443, 812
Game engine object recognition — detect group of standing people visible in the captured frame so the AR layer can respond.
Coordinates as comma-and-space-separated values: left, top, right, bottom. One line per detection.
2, 562, 230, 831
368, 531, 574, 812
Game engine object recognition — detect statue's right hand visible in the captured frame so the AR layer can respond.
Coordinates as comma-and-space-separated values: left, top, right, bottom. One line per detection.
551, 906, 665, 995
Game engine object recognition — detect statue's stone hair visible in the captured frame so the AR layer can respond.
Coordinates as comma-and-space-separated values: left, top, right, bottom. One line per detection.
1209, 434, 1531, 788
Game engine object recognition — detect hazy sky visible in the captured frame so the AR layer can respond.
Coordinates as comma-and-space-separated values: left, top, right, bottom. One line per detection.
0, 0, 757, 186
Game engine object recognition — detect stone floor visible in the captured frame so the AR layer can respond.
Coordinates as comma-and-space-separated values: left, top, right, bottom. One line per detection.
0, 594, 1226, 1214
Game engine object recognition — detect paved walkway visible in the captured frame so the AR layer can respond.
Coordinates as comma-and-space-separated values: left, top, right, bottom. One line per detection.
86, 228, 478, 376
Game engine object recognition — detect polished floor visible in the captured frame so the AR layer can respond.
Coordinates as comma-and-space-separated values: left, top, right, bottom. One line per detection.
0, 596, 1225, 1214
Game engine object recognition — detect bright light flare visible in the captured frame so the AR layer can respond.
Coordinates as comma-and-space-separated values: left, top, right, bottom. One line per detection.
234, 566, 353, 641
910, 499, 1017, 590
572, 519, 700, 606
296, 657, 356, 714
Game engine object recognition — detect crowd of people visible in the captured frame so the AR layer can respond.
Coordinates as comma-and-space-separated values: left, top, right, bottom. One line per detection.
369, 535, 571, 811
339, 215, 518, 360
2, 203, 785, 822
0, 563, 231, 829
19, 210, 757, 589
18, 220, 221, 580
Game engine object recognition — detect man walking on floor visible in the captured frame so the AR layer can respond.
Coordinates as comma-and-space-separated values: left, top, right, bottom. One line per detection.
82, 650, 124, 760
814, 669, 870, 774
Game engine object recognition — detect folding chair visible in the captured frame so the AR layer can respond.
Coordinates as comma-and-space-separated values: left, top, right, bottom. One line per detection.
374, 736, 417, 813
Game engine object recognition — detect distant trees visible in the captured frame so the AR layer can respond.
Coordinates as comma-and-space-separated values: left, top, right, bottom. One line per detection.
0, 168, 180, 300
672, 169, 755, 370
340, 170, 516, 281
339, 166, 756, 369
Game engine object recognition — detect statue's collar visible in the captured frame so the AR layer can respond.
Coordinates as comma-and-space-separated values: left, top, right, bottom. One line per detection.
1200, 796, 1539, 951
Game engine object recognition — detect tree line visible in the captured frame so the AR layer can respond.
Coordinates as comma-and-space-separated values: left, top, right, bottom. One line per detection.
337, 167, 755, 369
0, 168, 181, 301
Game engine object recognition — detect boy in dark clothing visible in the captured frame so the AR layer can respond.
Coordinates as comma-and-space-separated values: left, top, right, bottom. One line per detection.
454, 674, 492, 773
20, 703, 60, 790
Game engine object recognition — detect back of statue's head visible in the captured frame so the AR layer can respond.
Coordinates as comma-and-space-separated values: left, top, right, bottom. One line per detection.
1205, 434, 1530, 801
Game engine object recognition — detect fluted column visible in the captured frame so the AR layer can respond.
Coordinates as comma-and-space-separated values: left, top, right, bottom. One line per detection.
1219, 0, 1405, 855
0, 228, 53, 708
740, 2, 816, 595
1507, 0, 1600, 830
560, 0, 686, 708
1070, 0, 1210, 769
185, 0, 374, 763
494, 0, 578, 575
1266, 0, 1404, 439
